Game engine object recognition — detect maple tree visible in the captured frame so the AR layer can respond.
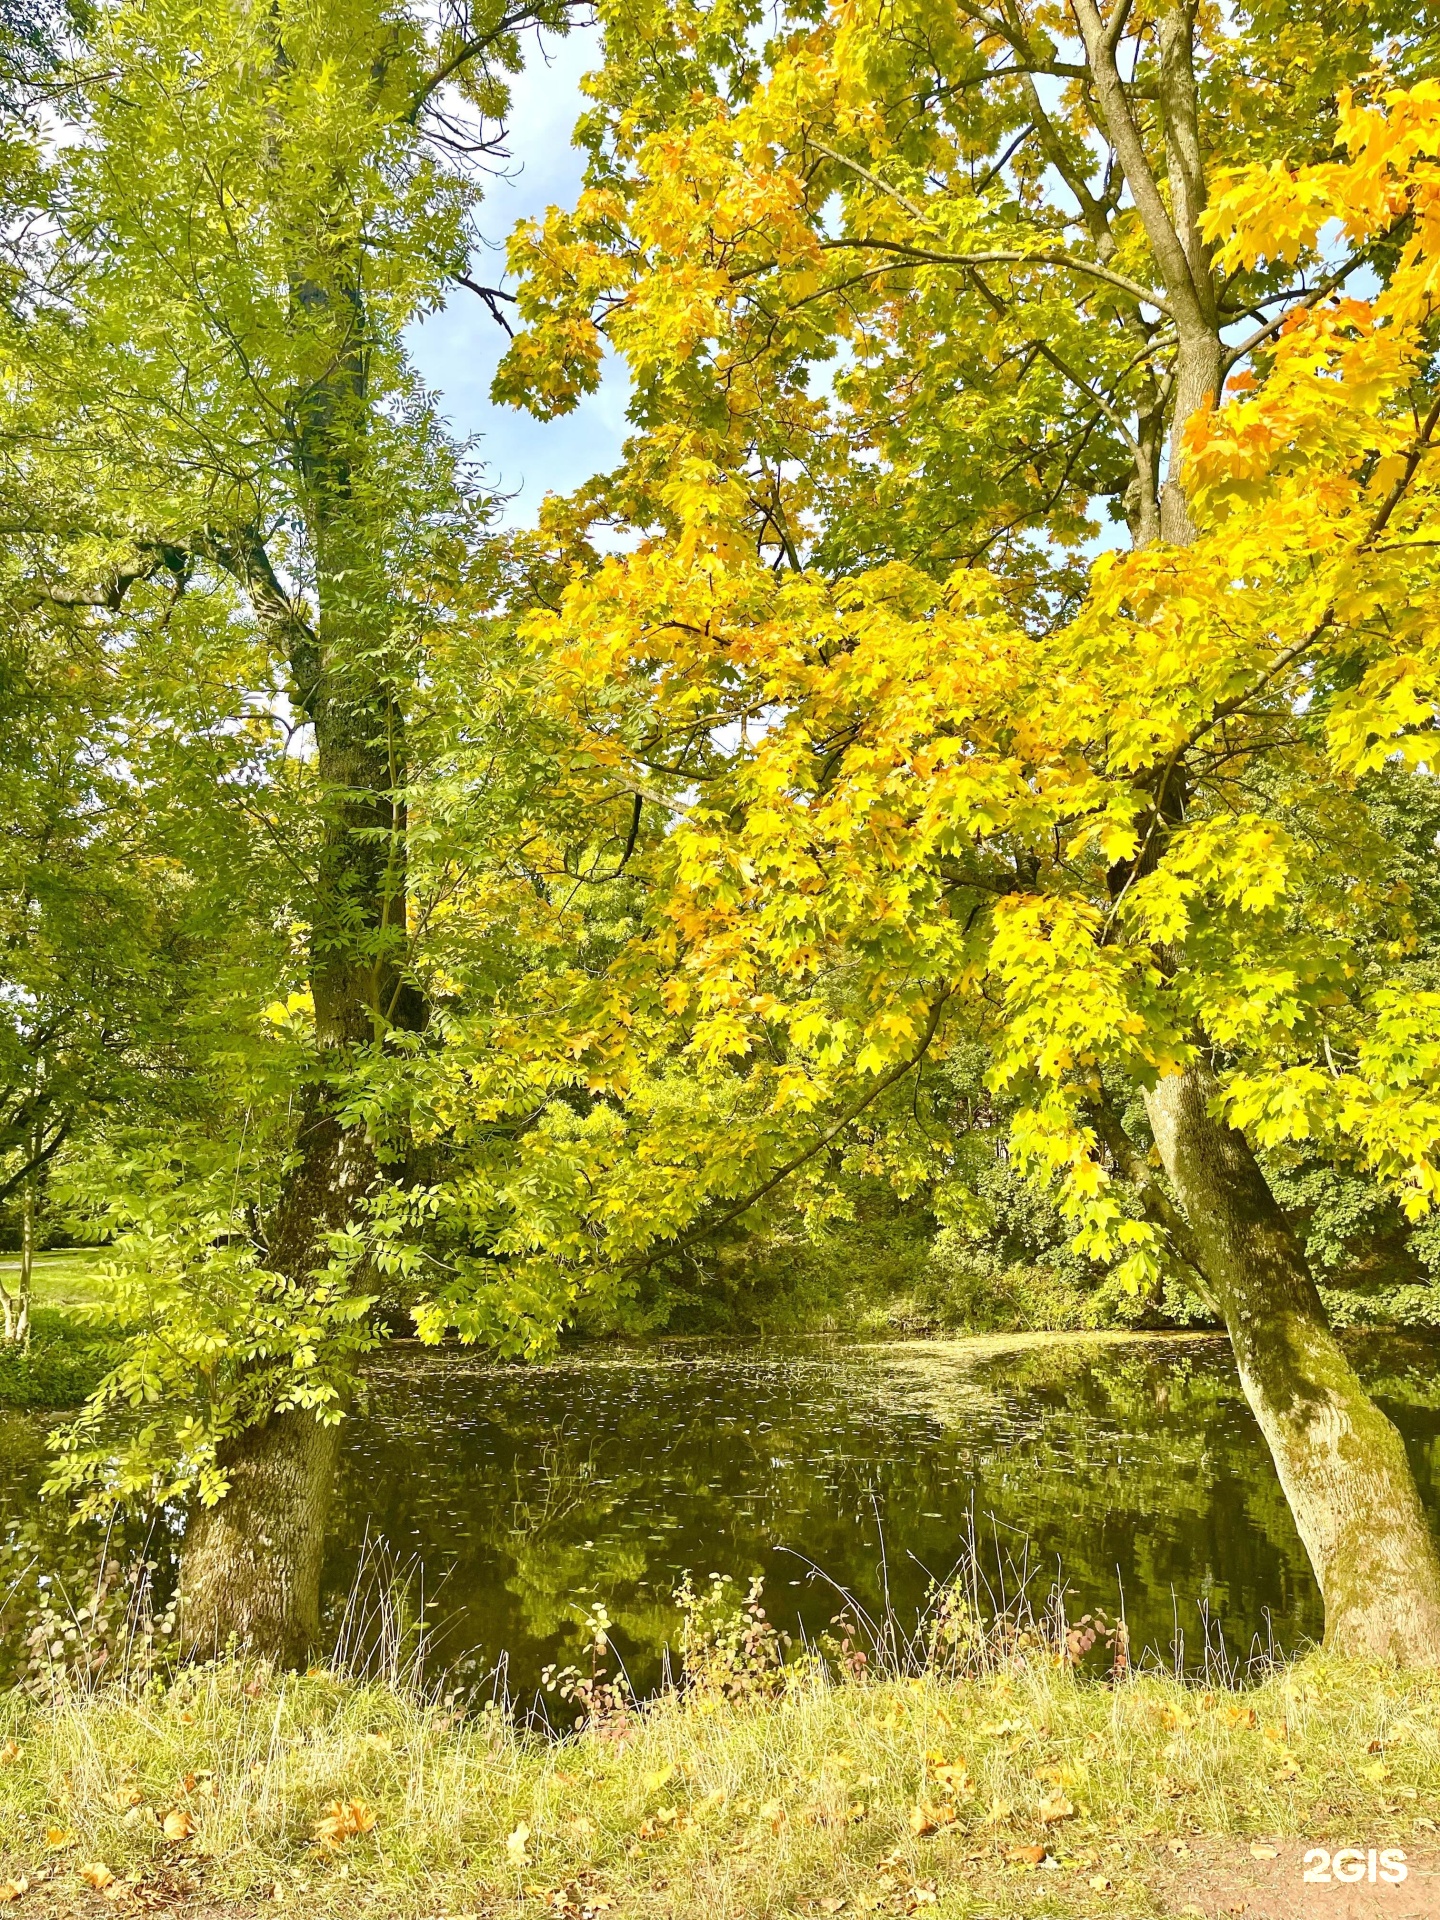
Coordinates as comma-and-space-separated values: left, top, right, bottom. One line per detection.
8, 0, 1440, 1676
482, 3, 1440, 1659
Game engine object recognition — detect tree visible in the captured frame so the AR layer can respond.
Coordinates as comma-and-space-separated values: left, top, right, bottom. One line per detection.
489, 3, 1440, 1659
5, 0, 578, 1662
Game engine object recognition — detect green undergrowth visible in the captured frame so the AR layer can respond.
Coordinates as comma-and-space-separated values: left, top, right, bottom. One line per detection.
1, 1654, 1437, 1917
0, 1310, 111, 1410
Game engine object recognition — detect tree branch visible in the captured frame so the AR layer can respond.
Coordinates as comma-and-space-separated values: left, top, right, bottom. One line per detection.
657, 989, 953, 1258
819, 236, 1171, 314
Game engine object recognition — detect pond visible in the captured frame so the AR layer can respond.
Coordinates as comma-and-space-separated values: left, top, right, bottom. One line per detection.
6, 1331, 1440, 1700
325, 1330, 1440, 1699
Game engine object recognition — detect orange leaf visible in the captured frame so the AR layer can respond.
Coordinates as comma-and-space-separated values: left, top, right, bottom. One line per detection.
79, 1864, 114, 1892
162, 1809, 194, 1841
0, 1880, 28, 1903
312, 1801, 377, 1845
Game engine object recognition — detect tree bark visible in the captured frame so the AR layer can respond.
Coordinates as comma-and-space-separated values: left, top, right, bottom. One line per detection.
180, 73, 420, 1664
1145, 1064, 1440, 1662
177, 1410, 342, 1666
0, 1163, 32, 1347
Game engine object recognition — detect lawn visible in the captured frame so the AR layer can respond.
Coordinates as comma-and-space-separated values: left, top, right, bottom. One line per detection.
0, 1654, 1436, 1918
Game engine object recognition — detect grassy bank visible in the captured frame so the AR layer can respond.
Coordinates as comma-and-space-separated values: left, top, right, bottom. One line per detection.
0, 1254, 110, 1410
1, 1655, 1437, 1917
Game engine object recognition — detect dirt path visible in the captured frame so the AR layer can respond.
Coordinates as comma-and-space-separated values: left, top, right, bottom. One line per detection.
1145, 1841, 1440, 1919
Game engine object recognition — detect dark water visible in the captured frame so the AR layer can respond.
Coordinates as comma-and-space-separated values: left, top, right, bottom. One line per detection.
321, 1331, 1440, 1698
6, 1333, 1440, 1698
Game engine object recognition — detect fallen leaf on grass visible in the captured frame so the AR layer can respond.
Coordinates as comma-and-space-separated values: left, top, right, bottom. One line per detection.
162, 1809, 194, 1841
1004, 1844, 1047, 1865
0, 1742, 19, 1765
0, 1879, 28, 1903
1037, 1793, 1074, 1825
816, 1901, 847, 1914
506, 1821, 532, 1868
1226, 1706, 1257, 1729
45, 1829, 75, 1849
112, 1786, 142, 1811
1249, 1843, 1278, 1859
908, 1803, 956, 1838
313, 1801, 377, 1845
1089, 1874, 1112, 1891
929, 1763, 973, 1795
79, 1865, 114, 1892
643, 1766, 674, 1794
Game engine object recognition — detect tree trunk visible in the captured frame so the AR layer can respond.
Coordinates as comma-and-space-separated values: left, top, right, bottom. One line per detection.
1145, 1062, 1440, 1663
1069, 0, 1440, 1663
178, 1094, 379, 1664
1, 1161, 34, 1347
177, 1410, 342, 1666
179, 137, 419, 1664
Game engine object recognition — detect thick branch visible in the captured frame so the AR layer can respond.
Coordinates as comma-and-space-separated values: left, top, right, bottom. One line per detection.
820, 236, 1171, 315
659, 989, 953, 1258
1068, 0, 1207, 335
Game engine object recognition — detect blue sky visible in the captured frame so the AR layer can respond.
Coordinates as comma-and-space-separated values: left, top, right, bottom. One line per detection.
408, 24, 631, 525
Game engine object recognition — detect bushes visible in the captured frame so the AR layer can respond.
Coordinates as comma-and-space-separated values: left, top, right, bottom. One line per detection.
0, 1310, 110, 1409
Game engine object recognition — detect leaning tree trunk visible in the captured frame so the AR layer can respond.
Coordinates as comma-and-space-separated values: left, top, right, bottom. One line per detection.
1146, 1064, 1440, 1663
1066, 0, 1440, 1663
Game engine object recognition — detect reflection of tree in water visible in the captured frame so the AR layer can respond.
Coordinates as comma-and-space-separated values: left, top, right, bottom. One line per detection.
9, 1335, 1440, 1695
320, 1336, 1440, 1695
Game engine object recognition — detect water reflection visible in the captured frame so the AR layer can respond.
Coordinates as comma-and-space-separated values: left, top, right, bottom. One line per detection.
326, 1331, 1440, 1698
5, 1333, 1440, 1699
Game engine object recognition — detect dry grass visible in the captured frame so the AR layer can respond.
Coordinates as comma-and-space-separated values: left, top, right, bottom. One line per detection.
1, 1653, 1439, 1917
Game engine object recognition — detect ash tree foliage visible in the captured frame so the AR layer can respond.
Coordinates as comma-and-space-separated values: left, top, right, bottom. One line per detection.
5, 0, 1440, 1666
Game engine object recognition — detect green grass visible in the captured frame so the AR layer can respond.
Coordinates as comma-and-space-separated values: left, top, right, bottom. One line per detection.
0, 1655, 1436, 1916
0, 1252, 111, 1407
0, 1248, 108, 1313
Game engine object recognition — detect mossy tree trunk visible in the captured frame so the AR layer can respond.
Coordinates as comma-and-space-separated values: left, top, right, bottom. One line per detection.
175, 1411, 342, 1666
1067, 0, 1440, 1664
1145, 1064, 1440, 1663
179, 179, 420, 1669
